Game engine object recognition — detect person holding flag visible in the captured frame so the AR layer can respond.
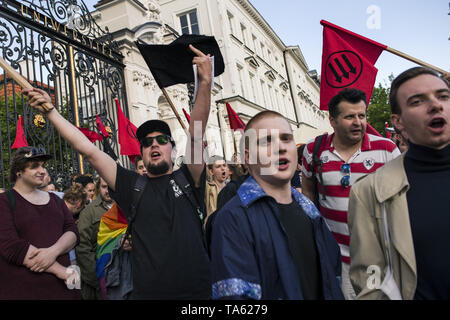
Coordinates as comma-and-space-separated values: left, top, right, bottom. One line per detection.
301, 88, 400, 299
23, 43, 214, 299
301, 20, 406, 300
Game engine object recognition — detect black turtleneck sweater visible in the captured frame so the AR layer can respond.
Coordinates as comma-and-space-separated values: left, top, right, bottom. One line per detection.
404, 142, 450, 300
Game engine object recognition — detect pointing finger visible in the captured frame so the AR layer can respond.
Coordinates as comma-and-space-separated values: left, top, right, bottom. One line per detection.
189, 44, 206, 57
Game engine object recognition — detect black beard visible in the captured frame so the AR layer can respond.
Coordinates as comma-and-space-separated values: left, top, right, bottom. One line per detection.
147, 160, 170, 175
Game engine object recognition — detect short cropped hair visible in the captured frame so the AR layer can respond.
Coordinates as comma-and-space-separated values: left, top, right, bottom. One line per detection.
389, 67, 449, 115
328, 88, 367, 119
238, 110, 289, 162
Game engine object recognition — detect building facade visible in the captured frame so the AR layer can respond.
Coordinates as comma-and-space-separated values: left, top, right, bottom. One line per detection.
91, 0, 332, 160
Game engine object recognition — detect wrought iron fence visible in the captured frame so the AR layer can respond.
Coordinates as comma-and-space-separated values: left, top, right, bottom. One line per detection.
0, 0, 130, 190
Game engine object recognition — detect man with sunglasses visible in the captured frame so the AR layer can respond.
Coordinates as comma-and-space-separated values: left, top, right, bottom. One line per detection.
24, 44, 213, 299
301, 88, 400, 299
348, 68, 450, 299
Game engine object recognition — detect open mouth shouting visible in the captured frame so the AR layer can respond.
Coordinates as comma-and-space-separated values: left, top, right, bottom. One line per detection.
150, 150, 162, 161
428, 117, 447, 134
277, 158, 290, 171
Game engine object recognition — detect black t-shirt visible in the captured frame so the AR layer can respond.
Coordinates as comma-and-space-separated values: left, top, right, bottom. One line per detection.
110, 164, 211, 299
278, 201, 322, 300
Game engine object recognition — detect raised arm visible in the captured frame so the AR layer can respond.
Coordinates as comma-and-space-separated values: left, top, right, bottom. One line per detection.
185, 45, 212, 186
23, 88, 118, 190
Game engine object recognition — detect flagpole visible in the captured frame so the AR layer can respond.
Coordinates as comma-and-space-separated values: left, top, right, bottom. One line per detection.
161, 88, 189, 135
215, 104, 227, 160
0, 56, 53, 111
385, 47, 448, 76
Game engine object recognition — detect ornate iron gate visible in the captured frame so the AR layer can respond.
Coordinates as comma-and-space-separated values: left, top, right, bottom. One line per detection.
0, 0, 130, 190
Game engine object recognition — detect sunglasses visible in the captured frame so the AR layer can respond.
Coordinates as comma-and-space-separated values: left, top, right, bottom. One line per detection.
340, 163, 351, 188
24, 147, 47, 158
140, 135, 173, 148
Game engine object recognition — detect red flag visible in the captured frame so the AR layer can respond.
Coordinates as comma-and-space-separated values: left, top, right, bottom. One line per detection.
96, 115, 109, 138
115, 98, 140, 161
366, 123, 382, 137
11, 115, 28, 149
385, 122, 391, 139
182, 108, 191, 124
320, 20, 387, 110
225, 102, 246, 131
77, 127, 104, 143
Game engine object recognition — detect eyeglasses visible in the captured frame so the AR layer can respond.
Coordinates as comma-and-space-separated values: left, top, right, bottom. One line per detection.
340, 163, 351, 188
24, 147, 47, 158
140, 135, 173, 148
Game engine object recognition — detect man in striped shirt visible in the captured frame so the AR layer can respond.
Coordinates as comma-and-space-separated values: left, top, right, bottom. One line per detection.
301, 88, 400, 299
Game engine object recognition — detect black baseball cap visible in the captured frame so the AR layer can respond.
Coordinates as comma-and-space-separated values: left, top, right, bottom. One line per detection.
136, 120, 173, 143
15, 146, 52, 162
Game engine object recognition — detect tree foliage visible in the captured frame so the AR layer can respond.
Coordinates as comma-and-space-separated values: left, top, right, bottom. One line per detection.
367, 76, 394, 137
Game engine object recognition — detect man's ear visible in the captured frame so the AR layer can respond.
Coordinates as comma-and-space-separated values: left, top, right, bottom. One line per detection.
170, 146, 178, 164
329, 115, 337, 130
391, 114, 404, 133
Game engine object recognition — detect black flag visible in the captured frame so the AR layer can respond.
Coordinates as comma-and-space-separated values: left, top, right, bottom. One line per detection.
135, 34, 225, 88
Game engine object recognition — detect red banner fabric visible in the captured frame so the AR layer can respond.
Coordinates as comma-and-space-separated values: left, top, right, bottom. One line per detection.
225, 102, 245, 131
11, 115, 28, 149
115, 98, 141, 158
182, 108, 191, 124
319, 20, 387, 110
77, 127, 104, 143
385, 122, 391, 139
96, 115, 110, 138
366, 123, 382, 137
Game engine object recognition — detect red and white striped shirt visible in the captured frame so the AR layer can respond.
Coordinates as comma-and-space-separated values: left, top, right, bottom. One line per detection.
302, 133, 400, 264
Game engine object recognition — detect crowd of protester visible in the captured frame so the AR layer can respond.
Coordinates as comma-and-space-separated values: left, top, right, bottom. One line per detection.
0, 47, 448, 301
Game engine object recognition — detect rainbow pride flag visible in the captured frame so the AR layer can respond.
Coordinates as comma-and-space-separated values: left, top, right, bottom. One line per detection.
96, 203, 128, 296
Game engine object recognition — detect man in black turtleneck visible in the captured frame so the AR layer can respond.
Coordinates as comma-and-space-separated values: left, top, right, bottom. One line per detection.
347, 67, 450, 300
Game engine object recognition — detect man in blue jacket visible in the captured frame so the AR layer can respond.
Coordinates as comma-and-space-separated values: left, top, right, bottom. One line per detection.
210, 110, 343, 300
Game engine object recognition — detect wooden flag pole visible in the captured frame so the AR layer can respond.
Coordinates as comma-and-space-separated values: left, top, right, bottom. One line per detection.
0, 56, 53, 112
161, 88, 189, 135
385, 46, 449, 76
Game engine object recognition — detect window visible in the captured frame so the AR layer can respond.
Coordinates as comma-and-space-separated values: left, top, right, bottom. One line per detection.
268, 84, 275, 110
260, 79, 268, 107
249, 72, 257, 102
240, 23, 247, 44
227, 11, 234, 34
179, 10, 199, 35
237, 64, 245, 97
252, 34, 257, 52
